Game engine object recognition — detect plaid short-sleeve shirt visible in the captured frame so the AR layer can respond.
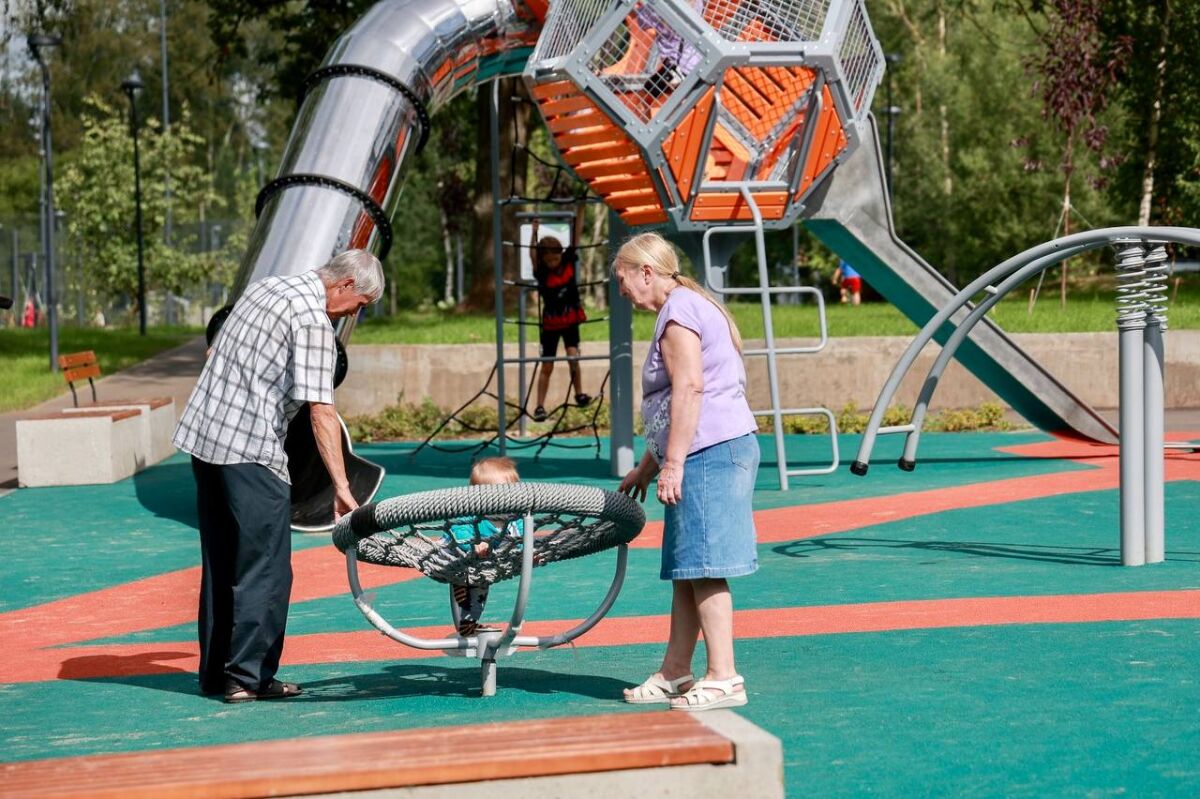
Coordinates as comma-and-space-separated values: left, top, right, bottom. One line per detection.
173, 272, 336, 484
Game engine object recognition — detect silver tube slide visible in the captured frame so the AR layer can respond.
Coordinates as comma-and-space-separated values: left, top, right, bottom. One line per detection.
234, 0, 539, 302
219, 0, 541, 530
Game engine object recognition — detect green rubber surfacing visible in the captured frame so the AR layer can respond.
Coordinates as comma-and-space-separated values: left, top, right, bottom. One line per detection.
1, 432, 1198, 797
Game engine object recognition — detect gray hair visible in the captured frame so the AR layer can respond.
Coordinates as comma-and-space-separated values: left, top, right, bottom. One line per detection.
316, 249, 385, 302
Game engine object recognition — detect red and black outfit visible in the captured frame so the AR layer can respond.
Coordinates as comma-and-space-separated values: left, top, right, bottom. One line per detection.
535, 246, 587, 357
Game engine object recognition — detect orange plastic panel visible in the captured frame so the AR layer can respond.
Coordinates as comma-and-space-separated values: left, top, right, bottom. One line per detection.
556, 126, 627, 149
604, 188, 661, 210
573, 156, 644, 179
591, 173, 655, 193
531, 80, 578, 101
562, 140, 641, 166
661, 86, 716, 201
539, 94, 598, 117
690, 191, 788, 221
621, 206, 669, 225
795, 84, 848, 198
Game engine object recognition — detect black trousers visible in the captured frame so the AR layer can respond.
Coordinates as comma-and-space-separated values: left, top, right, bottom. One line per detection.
191, 457, 292, 692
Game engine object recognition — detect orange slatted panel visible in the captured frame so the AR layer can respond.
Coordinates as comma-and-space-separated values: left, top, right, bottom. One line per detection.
724, 70, 770, 119
604, 188, 661, 210
58, 351, 97, 370
531, 80, 578, 101
591, 173, 655, 193
661, 86, 715, 201
547, 110, 609, 134
562, 141, 641, 166
795, 85, 847, 198
621, 206, 669, 225
573, 156, 644, 180
63, 364, 101, 383
706, 124, 751, 182
719, 85, 763, 140
757, 116, 805, 179
690, 191, 788, 221
539, 93, 598, 117
556, 126, 628, 149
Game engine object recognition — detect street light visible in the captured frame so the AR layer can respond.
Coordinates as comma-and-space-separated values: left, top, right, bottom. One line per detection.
884, 52, 902, 202
121, 68, 148, 336
29, 32, 62, 369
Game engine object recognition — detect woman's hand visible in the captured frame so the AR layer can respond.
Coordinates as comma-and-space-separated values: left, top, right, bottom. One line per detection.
620, 462, 653, 502
655, 461, 683, 506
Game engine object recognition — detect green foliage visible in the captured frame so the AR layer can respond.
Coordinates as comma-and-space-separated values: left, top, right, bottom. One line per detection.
348, 397, 612, 443
0, 325, 197, 413
347, 396, 1012, 442
57, 97, 228, 311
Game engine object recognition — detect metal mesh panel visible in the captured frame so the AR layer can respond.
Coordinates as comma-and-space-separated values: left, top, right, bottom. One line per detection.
533, 0, 620, 63
700, 0, 829, 43
838, 0, 880, 114
588, 1, 696, 123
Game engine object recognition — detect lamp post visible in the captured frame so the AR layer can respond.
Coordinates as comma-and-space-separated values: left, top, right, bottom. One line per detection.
122, 69, 148, 335
29, 32, 62, 369
884, 52, 902, 202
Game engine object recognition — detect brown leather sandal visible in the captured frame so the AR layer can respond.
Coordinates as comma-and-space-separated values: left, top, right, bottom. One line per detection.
224, 679, 303, 703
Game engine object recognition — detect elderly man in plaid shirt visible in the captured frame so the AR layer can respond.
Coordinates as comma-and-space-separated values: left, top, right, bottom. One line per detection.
174, 249, 383, 703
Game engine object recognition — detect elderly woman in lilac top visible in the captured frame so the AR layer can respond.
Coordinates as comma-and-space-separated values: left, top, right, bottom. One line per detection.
613, 232, 760, 712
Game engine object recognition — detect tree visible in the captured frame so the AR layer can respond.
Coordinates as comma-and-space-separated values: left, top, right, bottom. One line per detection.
57, 96, 226, 315
1025, 0, 1130, 304
1102, 0, 1200, 226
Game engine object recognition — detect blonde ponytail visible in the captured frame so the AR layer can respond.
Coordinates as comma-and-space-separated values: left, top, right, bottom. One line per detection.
614, 232, 744, 352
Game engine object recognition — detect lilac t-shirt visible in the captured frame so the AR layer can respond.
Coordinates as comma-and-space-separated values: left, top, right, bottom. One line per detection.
641, 288, 757, 464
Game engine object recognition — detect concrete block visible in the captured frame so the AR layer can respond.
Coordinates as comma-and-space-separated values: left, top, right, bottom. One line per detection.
16, 409, 147, 487
64, 397, 176, 465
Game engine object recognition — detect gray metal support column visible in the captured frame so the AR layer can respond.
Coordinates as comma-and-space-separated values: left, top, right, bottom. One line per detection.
607, 210, 635, 477
490, 80, 506, 454
1143, 244, 1168, 564
1115, 240, 1147, 566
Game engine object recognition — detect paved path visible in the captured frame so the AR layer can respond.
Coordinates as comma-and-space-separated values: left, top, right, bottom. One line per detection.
0, 336, 207, 489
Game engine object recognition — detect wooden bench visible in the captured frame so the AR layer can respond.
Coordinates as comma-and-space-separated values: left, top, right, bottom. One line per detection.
0, 711, 782, 798
53, 351, 177, 466
59, 350, 101, 408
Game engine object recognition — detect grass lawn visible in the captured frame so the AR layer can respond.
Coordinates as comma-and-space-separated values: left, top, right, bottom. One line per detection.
354, 280, 1200, 344
0, 326, 199, 413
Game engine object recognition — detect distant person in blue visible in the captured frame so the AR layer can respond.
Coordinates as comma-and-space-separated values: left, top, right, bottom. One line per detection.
832, 260, 863, 306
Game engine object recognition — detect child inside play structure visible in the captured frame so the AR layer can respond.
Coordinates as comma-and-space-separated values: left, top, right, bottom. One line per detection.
444, 456, 523, 636
531, 212, 591, 421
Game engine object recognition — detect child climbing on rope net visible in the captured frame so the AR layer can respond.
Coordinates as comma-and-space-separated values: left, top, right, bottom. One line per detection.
446, 456, 523, 635
532, 210, 592, 421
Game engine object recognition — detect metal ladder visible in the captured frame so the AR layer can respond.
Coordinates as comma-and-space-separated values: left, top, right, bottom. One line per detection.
699, 183, 839, 490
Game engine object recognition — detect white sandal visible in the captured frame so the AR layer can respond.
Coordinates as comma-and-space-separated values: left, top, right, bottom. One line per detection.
623, 672, 694, 704
670, 675, 747, 712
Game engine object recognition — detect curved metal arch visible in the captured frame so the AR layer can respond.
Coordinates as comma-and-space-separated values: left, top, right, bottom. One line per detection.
897, 244, 1092, 468
851, 226, 1200, 475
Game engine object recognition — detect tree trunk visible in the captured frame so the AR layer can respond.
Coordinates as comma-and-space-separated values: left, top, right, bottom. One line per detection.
440, 204, 455, 305
1060, 157, 1072, 309
466, 78, 535, 310
1138, 0, 1171, 226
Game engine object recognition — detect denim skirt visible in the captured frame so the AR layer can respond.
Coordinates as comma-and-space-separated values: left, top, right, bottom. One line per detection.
661, 433, 760, 580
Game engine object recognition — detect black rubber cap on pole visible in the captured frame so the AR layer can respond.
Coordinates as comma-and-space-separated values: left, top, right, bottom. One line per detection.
849, 461, 869, 476
898, 458, 916, 472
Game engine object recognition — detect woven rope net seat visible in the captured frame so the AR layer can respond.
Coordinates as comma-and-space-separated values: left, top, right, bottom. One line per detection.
333, 482, 646, 587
